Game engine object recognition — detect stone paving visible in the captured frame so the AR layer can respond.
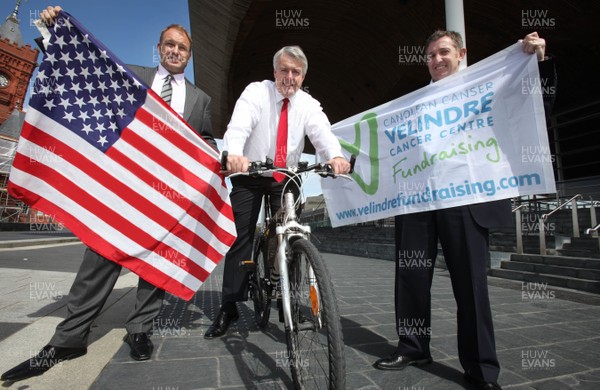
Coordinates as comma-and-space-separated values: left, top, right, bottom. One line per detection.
1, 233, 599, 389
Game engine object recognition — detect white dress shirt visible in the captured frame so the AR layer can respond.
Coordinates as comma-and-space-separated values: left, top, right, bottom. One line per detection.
223, 80, 343, 166
151, 64, 186, 117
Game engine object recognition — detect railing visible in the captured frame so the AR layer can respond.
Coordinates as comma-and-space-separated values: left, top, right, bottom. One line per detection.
539, 194, 582, 255
512, 204, 526, 254
587, 201, 600, 237
585, 201, 600, 252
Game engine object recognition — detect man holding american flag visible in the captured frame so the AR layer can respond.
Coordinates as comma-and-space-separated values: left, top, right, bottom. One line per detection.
2, 5, 235, 382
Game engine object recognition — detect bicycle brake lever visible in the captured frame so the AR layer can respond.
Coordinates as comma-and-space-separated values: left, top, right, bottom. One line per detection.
349, 154, 356, 174
220, 150, 229, 171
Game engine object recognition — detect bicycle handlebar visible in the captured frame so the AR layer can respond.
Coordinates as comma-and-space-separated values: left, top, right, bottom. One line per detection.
220, 151, 356, 179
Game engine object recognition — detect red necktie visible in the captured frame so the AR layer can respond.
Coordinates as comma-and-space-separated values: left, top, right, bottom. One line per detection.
273, 98, 289, 182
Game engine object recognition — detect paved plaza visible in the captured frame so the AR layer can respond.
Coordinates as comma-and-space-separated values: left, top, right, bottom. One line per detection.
0, 232, 599, 389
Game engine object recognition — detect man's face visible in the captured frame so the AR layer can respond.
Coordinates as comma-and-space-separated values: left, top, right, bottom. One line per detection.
157, 28, 191, 75
426, 36, 466, 82
274, 54, 305, 98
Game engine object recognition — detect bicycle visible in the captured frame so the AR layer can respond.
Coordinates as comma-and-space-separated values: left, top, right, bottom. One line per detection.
221, 151, 354, 389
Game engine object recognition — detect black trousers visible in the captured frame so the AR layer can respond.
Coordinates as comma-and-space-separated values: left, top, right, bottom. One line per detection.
394, 205, 500, 382
50, 248, 164, 348
220, 175, 300, 305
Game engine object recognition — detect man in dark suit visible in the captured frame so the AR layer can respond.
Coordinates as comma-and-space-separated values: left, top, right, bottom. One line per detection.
1, 6, 216, 382
372, 31, 555, 390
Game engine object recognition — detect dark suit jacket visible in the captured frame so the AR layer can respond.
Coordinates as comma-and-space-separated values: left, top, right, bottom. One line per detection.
468, 58, 557, 229
127, 65, 218, 151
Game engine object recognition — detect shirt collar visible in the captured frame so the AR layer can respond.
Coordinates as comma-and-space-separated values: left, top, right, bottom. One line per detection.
274, 88, 297, 106
157, 64, 185, 85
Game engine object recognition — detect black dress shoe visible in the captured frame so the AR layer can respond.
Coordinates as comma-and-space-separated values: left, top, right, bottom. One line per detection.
123, 333, 153, 361
1, 345, 87, 382
204, 309, 239, 339
373, 353, 432, 370
464, 373, 502, 390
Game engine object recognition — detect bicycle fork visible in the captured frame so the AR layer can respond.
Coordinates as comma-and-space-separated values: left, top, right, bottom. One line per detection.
277, 235, 294, 331
276, 240, 321, 332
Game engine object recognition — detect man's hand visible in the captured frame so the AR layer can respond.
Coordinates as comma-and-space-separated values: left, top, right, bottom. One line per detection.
521, 31, 546, 61
40, 6, 63, 26
327, 156, 351, 175
222, 154, 250, 175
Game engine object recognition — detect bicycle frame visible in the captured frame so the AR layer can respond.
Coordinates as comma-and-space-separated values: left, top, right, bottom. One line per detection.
221, 151, 354, 389
275, 191, 317, 333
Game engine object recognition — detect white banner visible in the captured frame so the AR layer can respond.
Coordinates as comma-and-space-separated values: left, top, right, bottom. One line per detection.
323, 43, 556, 227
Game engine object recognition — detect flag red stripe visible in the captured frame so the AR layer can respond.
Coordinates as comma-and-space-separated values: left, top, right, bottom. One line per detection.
4, 182, 196, 300
106, 128, 235, 247
112, 128, 235, 244
130, 108, 227, 210
138, 93, 222, 175
11, 150, 209, 281
18, 122, 225, 262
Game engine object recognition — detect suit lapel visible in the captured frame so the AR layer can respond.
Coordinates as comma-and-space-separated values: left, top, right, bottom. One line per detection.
183, 81, 199, 121
132, 65, 196, 121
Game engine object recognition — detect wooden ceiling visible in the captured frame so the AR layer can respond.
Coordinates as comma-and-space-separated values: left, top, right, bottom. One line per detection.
189, 0, 598, 139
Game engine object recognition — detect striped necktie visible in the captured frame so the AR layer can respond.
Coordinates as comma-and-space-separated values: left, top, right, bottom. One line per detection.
160, 74, 173, 105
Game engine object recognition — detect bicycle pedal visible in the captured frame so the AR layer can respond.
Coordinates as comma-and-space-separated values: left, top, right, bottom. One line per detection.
239, 260, 256, 271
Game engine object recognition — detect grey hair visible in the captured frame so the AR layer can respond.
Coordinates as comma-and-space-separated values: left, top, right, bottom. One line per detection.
273, 46, 308, 76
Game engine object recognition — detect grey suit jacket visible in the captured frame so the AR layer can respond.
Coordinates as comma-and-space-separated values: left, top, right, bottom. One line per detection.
127, 64, 217, 151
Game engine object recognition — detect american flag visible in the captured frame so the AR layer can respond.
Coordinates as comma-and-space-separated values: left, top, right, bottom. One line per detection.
8, 11, 236, 301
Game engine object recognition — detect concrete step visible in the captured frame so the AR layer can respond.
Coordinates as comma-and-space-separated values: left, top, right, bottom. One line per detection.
510, 253, 600, 269
556, 249, 600, 259
488, 268, 600, 294
500, 260, 600, 281
0, 236, 81, 248
314, 240, 394, 261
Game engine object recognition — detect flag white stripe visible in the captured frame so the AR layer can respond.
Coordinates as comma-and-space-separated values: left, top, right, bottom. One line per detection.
9, 166, 203, 291
124, 118, 236, 233
112, 139, 234, 252
24, 107, 232, 256
17, 137, 219, 274
143, 93, 220, 159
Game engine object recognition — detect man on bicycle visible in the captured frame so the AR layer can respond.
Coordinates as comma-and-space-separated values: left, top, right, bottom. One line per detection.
205, 45, 350, 339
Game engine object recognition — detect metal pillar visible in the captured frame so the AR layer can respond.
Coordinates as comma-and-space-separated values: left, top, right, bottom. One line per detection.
445, 0, 468, 69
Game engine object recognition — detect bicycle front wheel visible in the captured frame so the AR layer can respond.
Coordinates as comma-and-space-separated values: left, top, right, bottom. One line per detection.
284, 238, 345, 389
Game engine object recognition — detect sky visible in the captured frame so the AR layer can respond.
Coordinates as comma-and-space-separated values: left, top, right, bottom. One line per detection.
1, 0, 323, 196
3, 0, 195, 79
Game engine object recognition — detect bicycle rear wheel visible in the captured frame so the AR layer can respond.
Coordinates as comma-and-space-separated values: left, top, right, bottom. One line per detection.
251, 237, 271, 328
284, 238, 345, 389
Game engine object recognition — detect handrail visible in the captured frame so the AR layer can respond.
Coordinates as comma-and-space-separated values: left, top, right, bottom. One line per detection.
588, 200, 599, 240
541, 194, 582, 221
538, 194, 583, 255
512, 204, 526, 213
512, 204, 525, 254
586, 224, 600, 252
586, 224, 600, 235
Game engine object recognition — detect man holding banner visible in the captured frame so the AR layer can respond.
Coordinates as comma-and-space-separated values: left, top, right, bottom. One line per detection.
370, 31, 556, 390
1, 6, 230, 382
